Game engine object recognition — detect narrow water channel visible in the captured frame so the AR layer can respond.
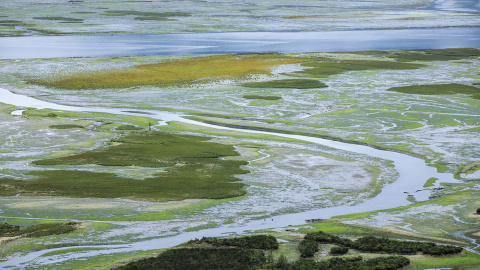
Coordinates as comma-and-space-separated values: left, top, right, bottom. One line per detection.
0, 86, 460, 268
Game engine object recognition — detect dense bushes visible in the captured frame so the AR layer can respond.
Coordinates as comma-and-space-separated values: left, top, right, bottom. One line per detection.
353, 236, 463, 255
298, 239, 319, 258
330, 246, 349, 255
193, 235, 279, 250
305, 231, 353, 247
113, 248, 266, 270
304, 231, 463, 256
0, 223, 20, 236
291, 256, 409, 270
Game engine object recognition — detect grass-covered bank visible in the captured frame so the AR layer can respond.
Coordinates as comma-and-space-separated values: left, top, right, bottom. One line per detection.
0, 131, 248, 201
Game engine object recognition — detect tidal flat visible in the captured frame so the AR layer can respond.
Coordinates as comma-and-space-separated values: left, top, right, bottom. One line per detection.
1, 0, 479, 36
0, 47, 479, 268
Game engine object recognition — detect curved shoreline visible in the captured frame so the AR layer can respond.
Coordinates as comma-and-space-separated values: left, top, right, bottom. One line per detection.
190, 119, 426, 159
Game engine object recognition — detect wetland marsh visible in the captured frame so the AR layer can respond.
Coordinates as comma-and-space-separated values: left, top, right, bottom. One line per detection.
0, 0, 480, 269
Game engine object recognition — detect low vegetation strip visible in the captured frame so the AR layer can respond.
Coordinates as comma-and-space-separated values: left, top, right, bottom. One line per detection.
305, 231, 463, 256
387, 84, 479, 99
29, 54, 306, 89
243, 95, 282, 100
0, 222, 77, 238
293, 59, 425, 78
242, 79, 327, 89
350, 48, 480, 62
0, 131, 248, 201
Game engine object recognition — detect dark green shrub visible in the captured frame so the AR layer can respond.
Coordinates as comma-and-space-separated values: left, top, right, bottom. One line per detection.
330, 246, 349, 255
298, 239, 319, 258
476, 208, 480, 215
113, 248, 266, 270
305, 231, 353, 247
0, 223, 20, 236
198, 235, 279, 250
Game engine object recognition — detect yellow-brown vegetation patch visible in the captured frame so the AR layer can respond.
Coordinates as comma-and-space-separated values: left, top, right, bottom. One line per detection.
31, 54, 306, 90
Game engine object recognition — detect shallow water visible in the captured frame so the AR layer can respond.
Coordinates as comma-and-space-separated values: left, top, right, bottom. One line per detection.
1, 27, 479, 59
0, 86, 460, 268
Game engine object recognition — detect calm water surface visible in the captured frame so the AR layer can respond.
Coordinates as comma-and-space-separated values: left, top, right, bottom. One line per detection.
1, 27, 479, 59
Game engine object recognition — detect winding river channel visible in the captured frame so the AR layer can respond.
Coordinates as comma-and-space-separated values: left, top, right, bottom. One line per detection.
0, 81, 460, 267
0, 0, 479, 266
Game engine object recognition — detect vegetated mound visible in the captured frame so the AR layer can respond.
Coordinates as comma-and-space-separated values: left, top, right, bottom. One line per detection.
28, 54, 305, 90
387, 83, 479, 99
242, 79, 327, 89
0, 131, 248, 201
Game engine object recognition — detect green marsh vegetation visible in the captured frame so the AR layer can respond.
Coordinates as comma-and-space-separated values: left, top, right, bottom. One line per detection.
33, 17, 84, 23
292, 58, 425, 78
242, 79, 327, 89
350, 48, 480, 62
388, 84, 479, 99
49, 124, 85, 129
0, 222, 77, 238
0, 131, 248, 201
29, 54, 306, 90
102, 10, 190, 21
243, 95, 282, 100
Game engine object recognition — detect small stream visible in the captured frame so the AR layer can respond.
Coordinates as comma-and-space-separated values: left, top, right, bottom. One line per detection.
0, 86, 460, 268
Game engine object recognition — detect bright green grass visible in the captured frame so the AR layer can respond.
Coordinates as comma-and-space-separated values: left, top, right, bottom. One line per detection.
298, 220, 370, 235
242, 79, 327, 89
388, 84, 479, 97
411, 251, 480, 269
424, 177, 438, 188
24, 109, 158, 128
116, 124, 143, 130
243, 95, 282, 100
0, 131, 248, 201
293, 59, 425, 78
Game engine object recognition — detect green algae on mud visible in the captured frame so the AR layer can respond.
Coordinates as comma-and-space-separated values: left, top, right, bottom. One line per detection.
0, 131, 248, 201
